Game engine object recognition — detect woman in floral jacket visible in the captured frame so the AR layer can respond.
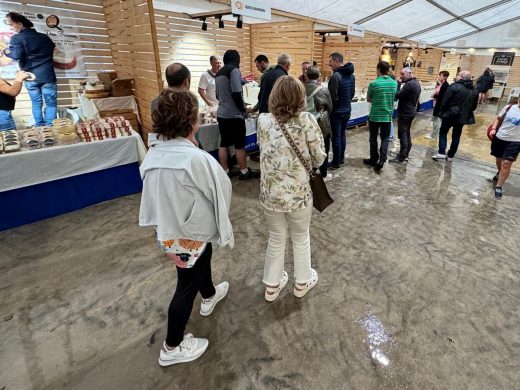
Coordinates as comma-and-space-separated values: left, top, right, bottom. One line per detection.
257, 76, 326, 302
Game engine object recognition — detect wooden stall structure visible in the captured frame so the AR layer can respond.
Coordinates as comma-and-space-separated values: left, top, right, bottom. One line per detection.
102, 0, 162, 139
8, 0, 116, 128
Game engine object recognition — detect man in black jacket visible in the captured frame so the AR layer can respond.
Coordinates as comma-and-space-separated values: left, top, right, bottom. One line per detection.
391, 67, 421, 163
432, 70, 478, 162
327, 52, 355, 169
425, 71, 450, 140
258, 54, 291, 114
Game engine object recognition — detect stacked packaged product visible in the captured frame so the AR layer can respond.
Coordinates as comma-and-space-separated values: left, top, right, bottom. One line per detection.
19, 127, 57, 149
53, 119, 78, 145
0, 130, 21, 153
76, 116, 133, 142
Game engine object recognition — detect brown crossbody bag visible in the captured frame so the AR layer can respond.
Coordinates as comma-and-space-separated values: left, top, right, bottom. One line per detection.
276, 117, 334, 212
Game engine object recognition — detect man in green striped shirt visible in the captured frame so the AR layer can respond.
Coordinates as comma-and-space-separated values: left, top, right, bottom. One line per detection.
363, 61, 398, 172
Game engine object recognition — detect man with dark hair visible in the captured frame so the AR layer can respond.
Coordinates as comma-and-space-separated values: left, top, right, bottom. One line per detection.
432, 70, 478, 162
4, 12, 57, 126
298, 61, 311, 84
198, 55, 221, 107
215, 49, 258, 180
151, 63, 191, 111
425, 70, 450, 140
258, 53, 291, 114
327, 52, 355, 169
248, 54, 273, 114
390, 67, 421, 164
363, 61, 398, 173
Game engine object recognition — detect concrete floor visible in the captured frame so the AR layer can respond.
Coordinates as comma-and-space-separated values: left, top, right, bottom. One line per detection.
1, 105, 519, 390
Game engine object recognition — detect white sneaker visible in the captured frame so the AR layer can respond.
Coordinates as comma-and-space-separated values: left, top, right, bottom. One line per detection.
446, 156, 453, 162
323, 173, 333, 182
265, 271, 288, 302
293, 268, 319, 298
200, 281, 229, 316
431, 153, 446, 161
158, 334, 208, 366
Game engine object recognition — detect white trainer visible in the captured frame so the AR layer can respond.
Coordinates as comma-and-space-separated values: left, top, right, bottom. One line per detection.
200, 281, 229, 316
293, 268, 319, 298
323, 173, 333, 182
431, 153, 446, 161
446, 156, 453, 162
158, 334, 208, 367
265, 271, 288, 302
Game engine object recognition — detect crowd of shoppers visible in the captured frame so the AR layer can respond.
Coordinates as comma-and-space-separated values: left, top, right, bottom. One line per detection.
139, 47, 515, 367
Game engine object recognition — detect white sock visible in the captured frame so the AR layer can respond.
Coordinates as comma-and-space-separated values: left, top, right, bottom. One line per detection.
241, 168, 249, 174
224, 169, 230, 173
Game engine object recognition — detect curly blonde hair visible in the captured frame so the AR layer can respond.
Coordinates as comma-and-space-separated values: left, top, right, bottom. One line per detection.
268, 76, 306, 123
152, 88, 198, 139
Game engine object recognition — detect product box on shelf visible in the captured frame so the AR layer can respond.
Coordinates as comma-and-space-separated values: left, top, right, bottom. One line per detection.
76, 116, 134, 142
97, 71, 134, 97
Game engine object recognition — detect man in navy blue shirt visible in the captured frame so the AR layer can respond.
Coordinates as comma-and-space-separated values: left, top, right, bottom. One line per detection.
4, 12, 57, 126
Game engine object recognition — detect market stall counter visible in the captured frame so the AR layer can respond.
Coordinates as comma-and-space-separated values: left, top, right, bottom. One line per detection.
0, 124, 146, 231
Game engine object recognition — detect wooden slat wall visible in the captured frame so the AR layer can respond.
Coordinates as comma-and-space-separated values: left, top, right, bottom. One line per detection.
154, 10, 251, 95
320, 34, 382, 89
250, 21, 314, 80
102, 0, 162, 136
393, 48, 442, 85
8, 0, 114, 128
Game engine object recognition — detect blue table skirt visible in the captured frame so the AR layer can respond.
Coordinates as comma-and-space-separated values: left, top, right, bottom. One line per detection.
0, 162, 142, 231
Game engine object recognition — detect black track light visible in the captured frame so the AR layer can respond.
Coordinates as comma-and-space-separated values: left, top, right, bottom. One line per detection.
236, 15, 242, 29
425, 48, 429, 54
218, 15, 224, 29
201, 17, 207, 31
322, 34, 326, 43
344, 34, 349, 42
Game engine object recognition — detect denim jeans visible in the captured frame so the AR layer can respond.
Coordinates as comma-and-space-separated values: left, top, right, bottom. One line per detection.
0, 110, 16, 130
25, 81, 57, 126
368, 121, 391, 163
438, 117, 464, 158
330, 111, 351, 166
319, 134, 331, 177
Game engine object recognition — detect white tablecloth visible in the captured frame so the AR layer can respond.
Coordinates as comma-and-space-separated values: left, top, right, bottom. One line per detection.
0, 131, 146, 192
351, 101, 370, 121
78, 94, 140, 122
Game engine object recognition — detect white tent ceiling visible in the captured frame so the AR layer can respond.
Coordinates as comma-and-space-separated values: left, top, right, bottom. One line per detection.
260, 0, 520, 48
154, 0, 520, 49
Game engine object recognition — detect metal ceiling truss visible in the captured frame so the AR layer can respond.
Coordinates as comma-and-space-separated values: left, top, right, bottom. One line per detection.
434, 15, 520, 46
402, 0, 513, 39
354, 0, 413, 24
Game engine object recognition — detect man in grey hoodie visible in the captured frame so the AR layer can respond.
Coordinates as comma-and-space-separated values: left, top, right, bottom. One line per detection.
327, 52, 355, 169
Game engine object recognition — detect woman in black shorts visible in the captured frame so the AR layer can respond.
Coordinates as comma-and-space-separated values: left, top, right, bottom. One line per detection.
489, 100, 520, 198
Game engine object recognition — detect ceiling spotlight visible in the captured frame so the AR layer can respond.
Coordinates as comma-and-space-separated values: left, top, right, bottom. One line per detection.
236, 15, 242, 29
201, 17, 207, 31
344, 34, 349, 42
425, 48, 429, 54
218, 15, 224, 29
322, 34, 326, 43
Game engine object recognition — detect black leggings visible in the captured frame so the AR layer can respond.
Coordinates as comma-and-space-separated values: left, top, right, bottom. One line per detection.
166, 244, 215, 347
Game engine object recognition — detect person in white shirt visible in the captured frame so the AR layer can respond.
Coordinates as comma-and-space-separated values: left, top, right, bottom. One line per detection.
139, 88, 233, 366
198, 55, 221, 107
489, 100, 520, 198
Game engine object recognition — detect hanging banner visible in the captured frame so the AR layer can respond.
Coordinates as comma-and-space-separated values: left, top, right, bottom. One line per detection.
0, 5, 86, 79
232, 0, 271, 21
348, 24, 364, 38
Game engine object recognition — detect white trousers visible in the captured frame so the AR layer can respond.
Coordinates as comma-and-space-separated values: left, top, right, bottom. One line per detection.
262, 203, 313, 286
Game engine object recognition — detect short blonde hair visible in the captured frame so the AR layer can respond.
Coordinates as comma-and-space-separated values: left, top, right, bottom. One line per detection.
268, 76, 306, 123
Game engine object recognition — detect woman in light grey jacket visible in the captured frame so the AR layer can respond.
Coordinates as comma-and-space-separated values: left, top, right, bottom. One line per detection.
139, 88, 233, 366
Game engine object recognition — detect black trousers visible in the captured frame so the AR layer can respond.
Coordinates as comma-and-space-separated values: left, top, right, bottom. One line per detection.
166, 243, 215, 347
369, 121, 391, 163
438, 117, 464, 158
397, 115, 415, 161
